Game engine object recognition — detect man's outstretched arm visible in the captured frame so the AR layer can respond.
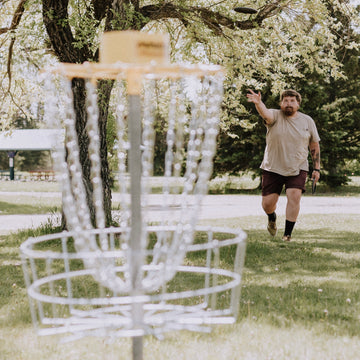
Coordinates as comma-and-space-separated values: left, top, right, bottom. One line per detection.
246, 90, 274, 125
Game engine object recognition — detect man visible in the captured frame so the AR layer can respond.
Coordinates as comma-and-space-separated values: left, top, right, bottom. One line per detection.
246, 89, 321, 241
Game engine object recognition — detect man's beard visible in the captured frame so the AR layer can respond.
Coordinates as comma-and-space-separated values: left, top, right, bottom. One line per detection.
283, 107, 295, 117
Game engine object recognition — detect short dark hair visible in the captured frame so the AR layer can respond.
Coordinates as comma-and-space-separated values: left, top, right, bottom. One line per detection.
280, 89, 301, 104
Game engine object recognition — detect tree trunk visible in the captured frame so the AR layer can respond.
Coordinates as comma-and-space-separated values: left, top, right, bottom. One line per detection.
72, 78, 95, 226
97, 79, 114, 227
41, 0, 277, 229
43, 0, 114, 228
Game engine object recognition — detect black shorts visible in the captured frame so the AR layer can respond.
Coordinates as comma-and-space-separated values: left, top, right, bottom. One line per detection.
262, 170, 308, 196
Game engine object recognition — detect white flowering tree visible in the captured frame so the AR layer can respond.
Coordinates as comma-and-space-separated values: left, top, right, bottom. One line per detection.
1, 0, 359, 225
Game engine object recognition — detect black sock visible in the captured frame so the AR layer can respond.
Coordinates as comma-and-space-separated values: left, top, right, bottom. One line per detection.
267, 212, 276, 222
284, 220, 295, 236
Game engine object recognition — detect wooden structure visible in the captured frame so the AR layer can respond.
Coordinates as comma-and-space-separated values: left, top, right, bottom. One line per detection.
0, 129, 64, 180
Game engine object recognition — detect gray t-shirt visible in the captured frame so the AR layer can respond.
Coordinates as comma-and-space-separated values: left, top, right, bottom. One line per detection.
260, 109, 320, 176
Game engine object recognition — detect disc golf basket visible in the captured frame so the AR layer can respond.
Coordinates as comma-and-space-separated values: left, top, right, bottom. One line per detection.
20, 34, 246, 360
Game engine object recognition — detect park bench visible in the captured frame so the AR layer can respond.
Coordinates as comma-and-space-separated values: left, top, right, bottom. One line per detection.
28, 170, 56, 181
0, 170, 9, 180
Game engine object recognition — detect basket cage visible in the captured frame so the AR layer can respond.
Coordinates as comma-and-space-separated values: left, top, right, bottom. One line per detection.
21, 226, 246, 340
20, 62, 247, 341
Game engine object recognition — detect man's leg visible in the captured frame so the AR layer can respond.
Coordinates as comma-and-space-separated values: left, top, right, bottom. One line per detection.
261, 170, 284, 237
283, 188, 302, 241
262, 193, 279, 236
262, 193, 279, 215
282, 170, 307, 241
285, 188, 302, 221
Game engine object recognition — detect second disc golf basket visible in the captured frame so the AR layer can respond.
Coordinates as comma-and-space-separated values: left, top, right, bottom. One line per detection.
21, 35, 246, 359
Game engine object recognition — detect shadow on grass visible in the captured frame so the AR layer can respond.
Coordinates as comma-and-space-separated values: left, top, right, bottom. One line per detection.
244, 229, 360, 272
239, 281, 360, 337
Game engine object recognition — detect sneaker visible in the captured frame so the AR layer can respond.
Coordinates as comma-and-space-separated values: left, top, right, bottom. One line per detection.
267, 220, 277, 237
282, 235, 291, 242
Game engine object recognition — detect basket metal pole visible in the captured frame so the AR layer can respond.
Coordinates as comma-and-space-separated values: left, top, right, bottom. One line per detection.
128, 70, 144, 360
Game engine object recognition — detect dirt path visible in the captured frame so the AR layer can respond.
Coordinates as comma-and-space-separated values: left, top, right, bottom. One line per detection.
0, 193, 358, 235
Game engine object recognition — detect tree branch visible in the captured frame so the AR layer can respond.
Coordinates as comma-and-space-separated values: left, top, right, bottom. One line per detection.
91, 0, 111, 21
0, 27, 10, 35
140, 2, 284, 33
0, 0, 27, 34
42, 0, 93, 63
10, 0, 27, 28
1, 0, 28, 92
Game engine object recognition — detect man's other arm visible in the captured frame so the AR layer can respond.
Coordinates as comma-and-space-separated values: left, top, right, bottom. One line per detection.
309, 141, 321, 184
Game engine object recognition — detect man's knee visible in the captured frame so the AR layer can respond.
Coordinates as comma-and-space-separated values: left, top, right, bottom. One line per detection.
286, 188, 302, 203
262, 194, 279, 213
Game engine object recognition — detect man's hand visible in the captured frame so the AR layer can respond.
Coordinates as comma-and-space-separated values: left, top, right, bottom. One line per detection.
246, 89, 262, 104
311, 170, 320, 185
246, 89, 274, 124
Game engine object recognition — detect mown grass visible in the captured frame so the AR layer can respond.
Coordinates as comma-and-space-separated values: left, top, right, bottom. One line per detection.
1, 210, 360, 359
0, 199, 60, 215
0, 181, 60, 192
0, 178, 359, 359
0, 182, 61, 215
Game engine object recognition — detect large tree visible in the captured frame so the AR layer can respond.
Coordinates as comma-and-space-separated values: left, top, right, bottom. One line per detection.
39, 0, 289, 227
301, 2, 360, 186
214, 1, 360, 188
1, 0, 359, 224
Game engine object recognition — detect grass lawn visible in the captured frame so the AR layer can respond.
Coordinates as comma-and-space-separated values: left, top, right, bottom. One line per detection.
0, 181, 61, 215
0, 181, 60, 192
0, 195, 60, 215
0, 177, 359, 359
1, 211, 360, 359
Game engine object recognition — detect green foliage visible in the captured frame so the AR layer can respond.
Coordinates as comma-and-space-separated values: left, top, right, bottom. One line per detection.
213, 2, 360, 189
110, 4, 149, 31
214, 91, 264, 177
1, 0, 360, 191
345, 160, 360, 176
296, 6, 360, 188
68, 4, 102, 55
105, 111, 119, 177
0, 0, 51, 129
153, 113, 168, 176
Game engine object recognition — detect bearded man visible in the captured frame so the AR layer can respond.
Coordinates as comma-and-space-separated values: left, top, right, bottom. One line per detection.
247, 89, 321, 241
